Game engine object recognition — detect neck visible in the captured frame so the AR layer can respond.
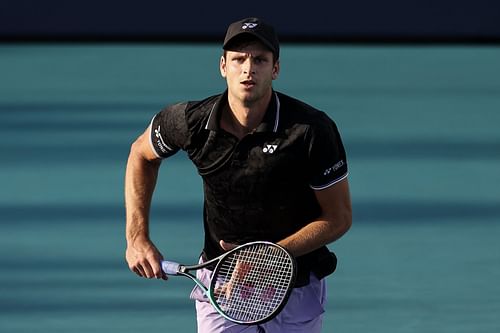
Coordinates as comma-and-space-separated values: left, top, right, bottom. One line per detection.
223, 90, 272, 138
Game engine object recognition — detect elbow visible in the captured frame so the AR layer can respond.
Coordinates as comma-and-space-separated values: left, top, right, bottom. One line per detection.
340, 206, 353, 236
343, 207, 352, 233
342, 213, 352, 236
339, 195, 353, 234
327, 208, 352, 242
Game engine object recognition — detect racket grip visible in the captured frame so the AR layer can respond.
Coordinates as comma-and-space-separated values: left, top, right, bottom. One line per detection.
161, 260, 180, 275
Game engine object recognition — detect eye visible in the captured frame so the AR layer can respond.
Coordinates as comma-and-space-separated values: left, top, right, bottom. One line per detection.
254, 57, 266, 64
232, 56, 245, 63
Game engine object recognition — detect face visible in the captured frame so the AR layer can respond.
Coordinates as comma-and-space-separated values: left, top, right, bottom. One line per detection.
220, 41, 280, 107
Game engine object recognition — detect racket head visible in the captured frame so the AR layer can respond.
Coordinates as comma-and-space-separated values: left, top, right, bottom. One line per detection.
208, 241, 297, 325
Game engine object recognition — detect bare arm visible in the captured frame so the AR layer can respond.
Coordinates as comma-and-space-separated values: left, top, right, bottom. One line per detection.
277, 178, 352, 257
220, 178, 352, 256
125, 126, 165, 279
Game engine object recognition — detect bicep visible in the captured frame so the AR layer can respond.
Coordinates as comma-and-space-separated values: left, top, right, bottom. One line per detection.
314, 178, 352, 227
130, 125, 162, 162
307, 116, 348, 191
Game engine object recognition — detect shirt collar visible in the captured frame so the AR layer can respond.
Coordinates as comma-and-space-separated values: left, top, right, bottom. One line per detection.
205, 90, 280, 133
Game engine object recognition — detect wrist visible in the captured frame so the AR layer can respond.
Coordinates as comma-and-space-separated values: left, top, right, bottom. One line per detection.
126, 233, 150, 247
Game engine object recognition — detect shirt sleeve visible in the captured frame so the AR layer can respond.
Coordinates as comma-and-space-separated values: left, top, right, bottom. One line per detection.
308, 112, 348, 190
149, 102, 189, 159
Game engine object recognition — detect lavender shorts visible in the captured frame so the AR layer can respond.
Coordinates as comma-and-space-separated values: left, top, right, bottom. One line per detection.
190, 260, 327, 333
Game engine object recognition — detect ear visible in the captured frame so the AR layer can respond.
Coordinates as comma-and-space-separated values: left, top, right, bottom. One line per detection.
272, 60, 280, 80
220, 55, 227, 78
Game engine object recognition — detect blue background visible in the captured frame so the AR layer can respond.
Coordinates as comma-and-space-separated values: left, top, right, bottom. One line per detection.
1, 43, 500, 332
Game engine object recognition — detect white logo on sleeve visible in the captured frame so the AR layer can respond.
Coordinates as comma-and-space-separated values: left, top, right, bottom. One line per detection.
262, 144, 278, 154
154, 125, 171, 154
323, 160, 345, 176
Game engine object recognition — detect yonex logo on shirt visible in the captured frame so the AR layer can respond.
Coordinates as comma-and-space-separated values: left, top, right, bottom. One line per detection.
263, 144, 278, 154
154, 125, 171, 154
323, 160, 345, 176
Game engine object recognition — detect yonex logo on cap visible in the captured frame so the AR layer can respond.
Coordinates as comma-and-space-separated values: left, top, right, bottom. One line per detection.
223, 17, 280, 59
242, 22, 258, 30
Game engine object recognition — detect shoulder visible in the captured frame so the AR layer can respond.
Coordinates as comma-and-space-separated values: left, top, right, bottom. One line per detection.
150, 93, 223, 156
161, 93, 220, 118
158, 93, 221, 129
184, 93, 221, 128
276, 92, 337, 129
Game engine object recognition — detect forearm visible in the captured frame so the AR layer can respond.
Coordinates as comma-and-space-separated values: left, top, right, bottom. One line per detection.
125, 141, 161, 245
278, 179, 352, 257
278, 215, 350, 257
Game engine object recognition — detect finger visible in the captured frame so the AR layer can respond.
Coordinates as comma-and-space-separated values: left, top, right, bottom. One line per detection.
214, 284, 226, 297
133, 265, 146, 277
219, 240, 238, 251
234, 261, 252, 280
151, 260, 166, 280
141, 261, 156, 279
225, 282, 233, 299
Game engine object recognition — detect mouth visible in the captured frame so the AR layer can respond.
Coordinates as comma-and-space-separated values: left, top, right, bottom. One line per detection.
241, 80, 256, 88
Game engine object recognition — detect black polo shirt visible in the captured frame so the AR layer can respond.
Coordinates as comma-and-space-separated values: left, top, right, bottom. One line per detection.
150, 90, 348, 286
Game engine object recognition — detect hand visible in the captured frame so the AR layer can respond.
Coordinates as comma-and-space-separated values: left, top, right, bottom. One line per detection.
214, 258, 253, 300
216, 240, 252, 300
126, 237, 167, 280
219, 240, 238, 252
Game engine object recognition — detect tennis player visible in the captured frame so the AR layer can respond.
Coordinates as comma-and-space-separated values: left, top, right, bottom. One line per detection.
125, 17, 352, 332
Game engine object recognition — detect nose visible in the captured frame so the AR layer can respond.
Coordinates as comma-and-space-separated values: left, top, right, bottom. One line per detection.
242, 58, 255, 75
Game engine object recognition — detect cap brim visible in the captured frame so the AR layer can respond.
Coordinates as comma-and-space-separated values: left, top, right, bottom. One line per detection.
223, 31, 277, 55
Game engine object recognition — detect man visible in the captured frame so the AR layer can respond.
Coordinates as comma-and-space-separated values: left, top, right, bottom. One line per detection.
125, 17, 352, 332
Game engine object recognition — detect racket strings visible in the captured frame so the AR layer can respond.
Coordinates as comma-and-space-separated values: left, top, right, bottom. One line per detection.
212, 243, 294, 322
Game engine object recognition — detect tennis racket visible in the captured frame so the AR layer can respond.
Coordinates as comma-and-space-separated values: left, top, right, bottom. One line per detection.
161, 241, 297, 325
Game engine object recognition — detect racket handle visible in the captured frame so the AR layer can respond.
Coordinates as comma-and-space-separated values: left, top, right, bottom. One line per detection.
161, 260, 181, 275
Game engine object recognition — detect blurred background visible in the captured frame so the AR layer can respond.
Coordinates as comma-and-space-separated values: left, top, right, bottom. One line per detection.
1, 1, 499, 332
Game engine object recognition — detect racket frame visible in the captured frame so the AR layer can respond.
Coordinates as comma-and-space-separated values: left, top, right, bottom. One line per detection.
161, 241, 297, 325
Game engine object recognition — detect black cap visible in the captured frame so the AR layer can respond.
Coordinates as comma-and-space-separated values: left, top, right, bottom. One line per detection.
223, 17, 280, 59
